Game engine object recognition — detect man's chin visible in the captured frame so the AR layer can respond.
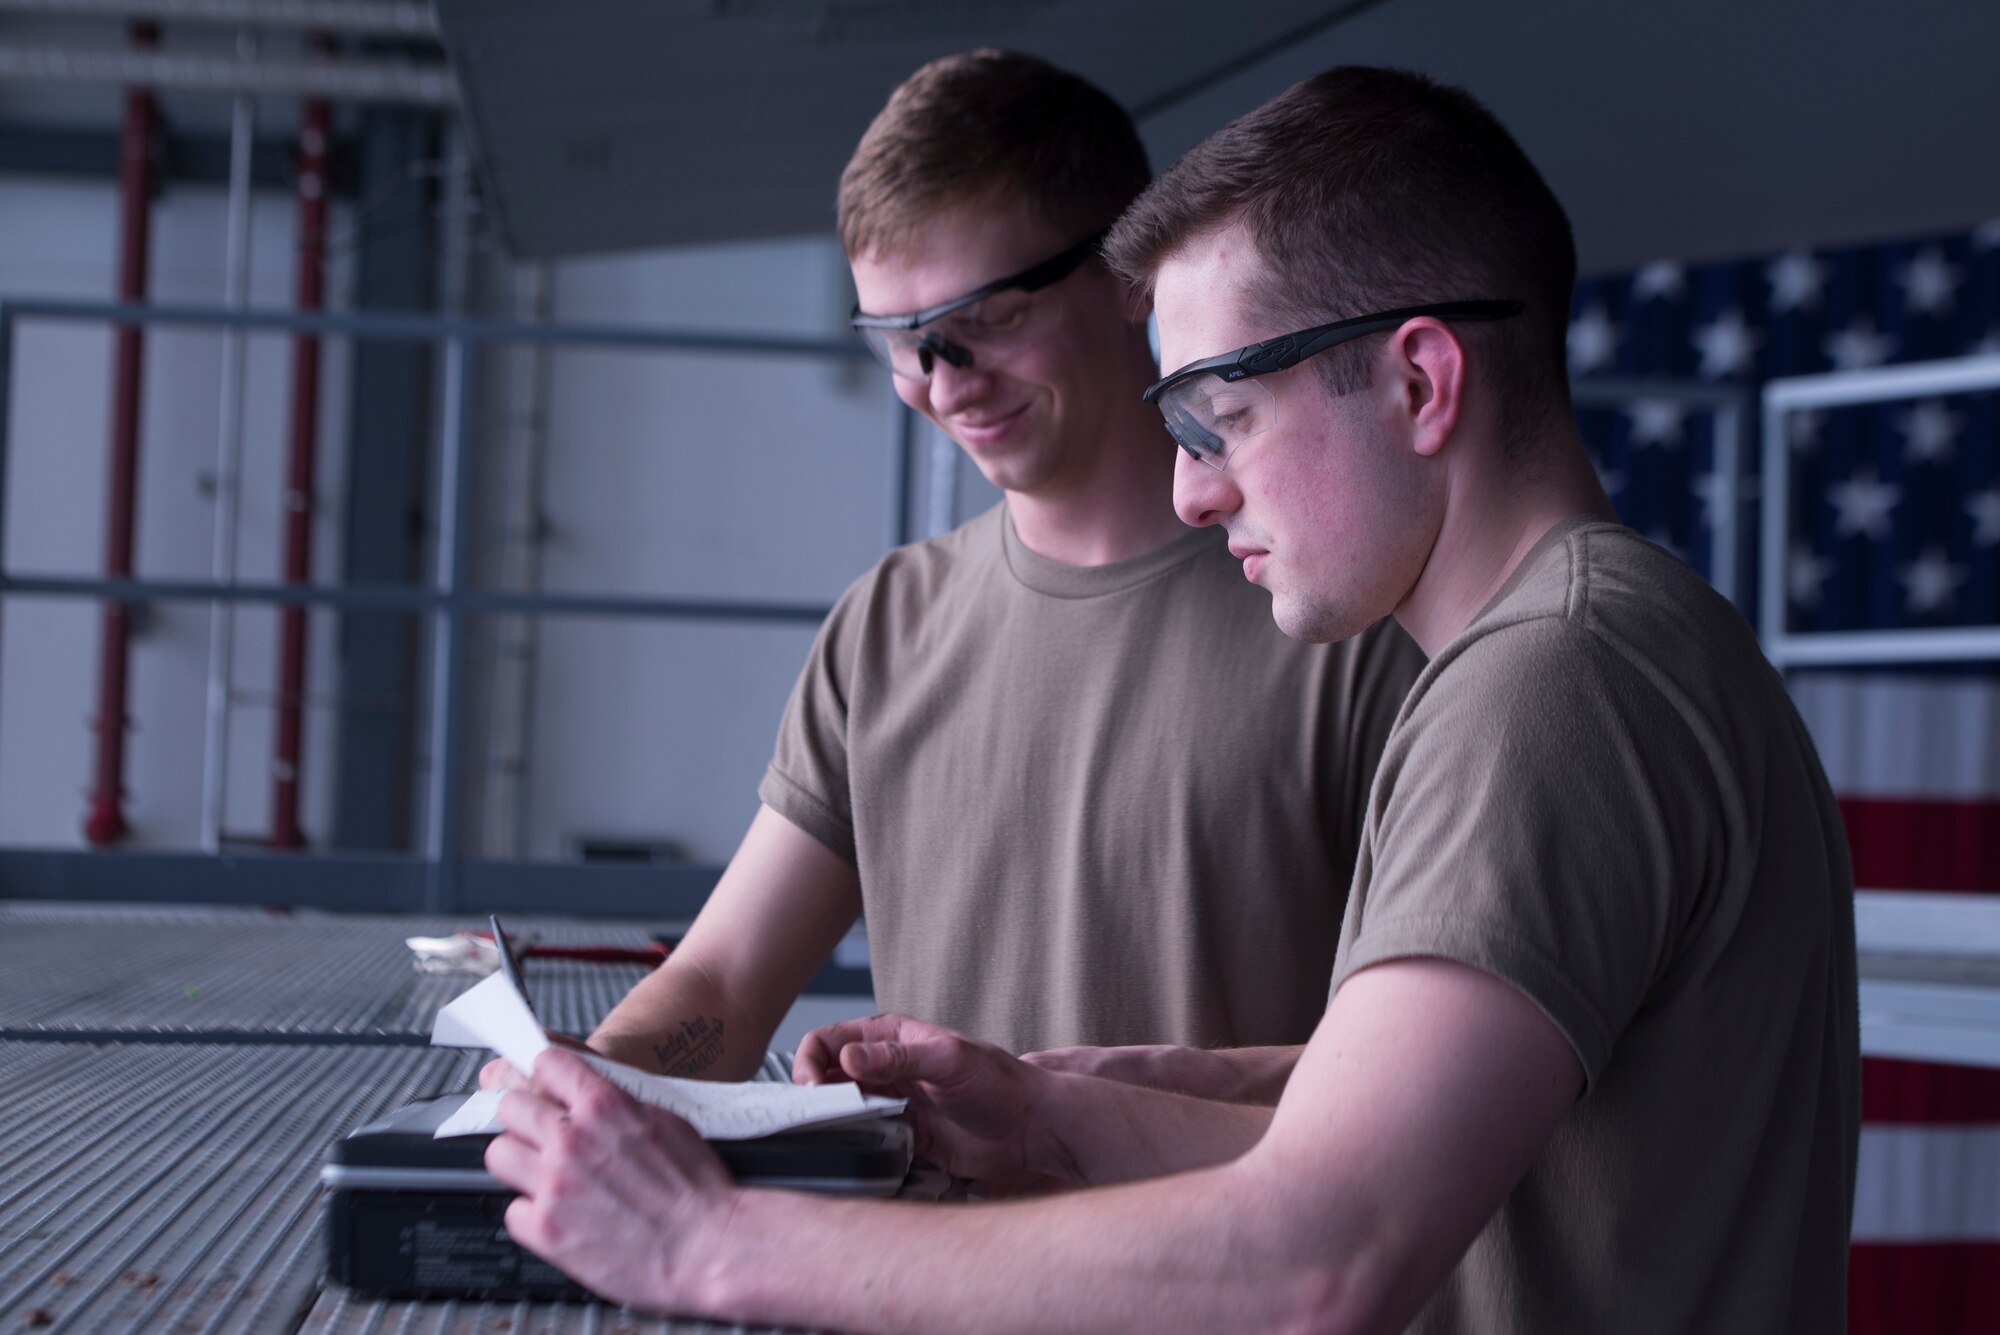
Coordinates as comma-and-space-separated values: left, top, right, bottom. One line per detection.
1271, 592, 1361, 645
963, 445, 1053, 496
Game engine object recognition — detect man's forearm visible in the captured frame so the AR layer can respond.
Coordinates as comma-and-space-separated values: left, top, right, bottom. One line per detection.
587, 957, 770, 1081
1194, 1045, 1302, 1104
1034, 1072, 1274, 1186
581, 804, 860, 1081
1025, 1044, 1303, 1105
687, 1155, 1351, 1335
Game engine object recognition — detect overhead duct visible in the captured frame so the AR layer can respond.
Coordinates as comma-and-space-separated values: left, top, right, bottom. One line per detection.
0, 0, 436, 37
0, 39, 458, 104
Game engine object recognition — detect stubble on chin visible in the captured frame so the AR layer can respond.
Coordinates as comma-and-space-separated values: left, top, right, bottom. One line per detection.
1270, 590, 1364, 645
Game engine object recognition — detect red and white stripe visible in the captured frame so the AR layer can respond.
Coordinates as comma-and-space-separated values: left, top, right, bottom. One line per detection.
1792, 672, 2000, 1333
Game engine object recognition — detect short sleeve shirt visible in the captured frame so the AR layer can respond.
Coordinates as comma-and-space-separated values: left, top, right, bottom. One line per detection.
1333, 519, 1859, 1334
762, 502, 1425, 1055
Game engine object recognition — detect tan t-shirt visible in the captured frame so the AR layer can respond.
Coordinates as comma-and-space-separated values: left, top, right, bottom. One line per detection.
1333, 518, 1858, 1333
761, 502, 1424, 1054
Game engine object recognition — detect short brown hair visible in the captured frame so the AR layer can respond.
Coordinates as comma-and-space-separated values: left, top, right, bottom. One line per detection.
1105, 67, 1576, 441
838, 49, 1150, 260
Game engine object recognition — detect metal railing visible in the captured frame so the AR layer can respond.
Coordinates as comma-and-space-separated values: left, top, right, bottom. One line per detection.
0, 296, 909, 913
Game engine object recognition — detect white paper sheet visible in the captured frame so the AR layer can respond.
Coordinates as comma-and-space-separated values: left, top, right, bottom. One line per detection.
428, 969, 904, 1141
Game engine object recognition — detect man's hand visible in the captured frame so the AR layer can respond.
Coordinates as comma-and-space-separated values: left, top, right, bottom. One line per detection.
794, 1013, 1071, 1186
477, 1028, 594, 1092
483, 1048, 735, 1312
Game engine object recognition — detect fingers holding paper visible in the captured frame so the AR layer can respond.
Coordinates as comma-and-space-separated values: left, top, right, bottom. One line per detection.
479, 1029, 596, 1092
484, 1048, 731, 1312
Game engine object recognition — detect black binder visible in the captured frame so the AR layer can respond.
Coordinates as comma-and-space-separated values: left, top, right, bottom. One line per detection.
322, 1093, 912, 1300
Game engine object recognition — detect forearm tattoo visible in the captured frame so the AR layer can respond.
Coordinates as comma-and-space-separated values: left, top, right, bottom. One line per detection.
653, 1015, 727, 1077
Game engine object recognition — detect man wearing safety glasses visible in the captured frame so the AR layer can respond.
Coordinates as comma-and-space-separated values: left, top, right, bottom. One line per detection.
486, 50, 1420, 1105
485, 65, 1855, 1334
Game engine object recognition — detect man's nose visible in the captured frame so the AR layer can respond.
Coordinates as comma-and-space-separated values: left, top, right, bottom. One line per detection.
1172, 446, 1240, 528
926, 357, 993, 416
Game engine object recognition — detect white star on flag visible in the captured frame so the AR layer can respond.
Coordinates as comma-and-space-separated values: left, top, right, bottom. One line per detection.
1824, 320, 1895, 371
1691, 470, 1733, 529
1786, 408, 1826, 453
1568, 305, 1619, 373
1969, 489, 2000, 546
1633, 262, 1686, 302
1973, 328, 2000, 359
1895, 399, 1963, 465
1789, 543, 1835, 609
1766, 249, 1826, 313
1898, 545, 1966, 615
1626, 398, 1687, 449
1691, 308, 1762, 378
1828, 466, 1901, 540
1894, 247, 1961, 317
1973, 218, 2000, 250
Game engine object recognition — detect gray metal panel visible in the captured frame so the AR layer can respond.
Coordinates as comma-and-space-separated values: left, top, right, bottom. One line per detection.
335, 107, 440, 854
0, 904, 676, 1038
0, 1041, 484, 1332
428, 0, 2000, 273
430, 0, 1368, 258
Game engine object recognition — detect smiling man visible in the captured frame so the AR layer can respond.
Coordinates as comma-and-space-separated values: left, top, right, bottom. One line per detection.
485, 66, 1856, 1333
486, 50, 1419, 1099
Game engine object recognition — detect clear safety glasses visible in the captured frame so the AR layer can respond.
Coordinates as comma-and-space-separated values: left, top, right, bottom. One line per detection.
850, 231, 1106, 382
1144, 300, 1525, 470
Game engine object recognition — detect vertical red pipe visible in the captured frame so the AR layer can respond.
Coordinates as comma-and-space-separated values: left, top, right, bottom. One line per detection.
84, 21, 159, 846
270, 71, 331, 850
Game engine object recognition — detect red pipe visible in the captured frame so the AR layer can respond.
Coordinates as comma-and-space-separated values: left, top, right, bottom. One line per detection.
84, 21, 159, 847
270, 74, 331, 850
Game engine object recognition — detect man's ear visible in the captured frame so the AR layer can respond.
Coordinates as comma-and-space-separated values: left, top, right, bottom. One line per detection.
1387, 318, 1466, 459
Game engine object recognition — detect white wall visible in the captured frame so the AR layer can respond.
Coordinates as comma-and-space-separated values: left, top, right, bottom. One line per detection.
0, 176, 353, 851
486, 237, 915, 864
1, 173, 976, 867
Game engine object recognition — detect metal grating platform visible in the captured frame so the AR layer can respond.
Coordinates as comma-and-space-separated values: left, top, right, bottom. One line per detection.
0, 1042, 483, 1332
0, 905, 673, 1039
298, 1289, 810, 1334
0, 904, 860, 1332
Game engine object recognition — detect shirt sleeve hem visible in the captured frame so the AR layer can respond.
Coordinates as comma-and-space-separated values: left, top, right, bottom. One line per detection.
1332, 913, 1614, 1093
757, 767, 858, 867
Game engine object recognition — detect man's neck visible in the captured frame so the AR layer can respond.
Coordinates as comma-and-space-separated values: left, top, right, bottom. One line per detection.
1006, 397, 1189, 568
1394, 427, 1619, 656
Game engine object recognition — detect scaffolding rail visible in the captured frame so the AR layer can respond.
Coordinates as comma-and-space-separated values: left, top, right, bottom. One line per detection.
0, 296, 912, 915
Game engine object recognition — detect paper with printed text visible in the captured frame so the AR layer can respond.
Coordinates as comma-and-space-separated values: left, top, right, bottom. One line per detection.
429, 969, 904, 1140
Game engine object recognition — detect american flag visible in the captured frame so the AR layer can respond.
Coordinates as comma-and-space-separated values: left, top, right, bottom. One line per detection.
1571, 222, 2000, 1332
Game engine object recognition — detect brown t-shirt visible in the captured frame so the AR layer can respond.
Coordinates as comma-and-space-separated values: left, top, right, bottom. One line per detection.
761, 503, 1424, 1054
1333, 518, 1858, 1333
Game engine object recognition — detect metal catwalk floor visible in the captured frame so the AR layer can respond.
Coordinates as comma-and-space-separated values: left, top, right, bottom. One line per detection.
0, 902, 840, 1334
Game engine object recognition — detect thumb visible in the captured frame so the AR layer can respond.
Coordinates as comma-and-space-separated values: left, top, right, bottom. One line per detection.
843, 1036, 977, 1090
840, 1040, 905, 1082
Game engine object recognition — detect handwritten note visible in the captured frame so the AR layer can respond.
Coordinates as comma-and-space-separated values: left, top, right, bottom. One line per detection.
429, 969, 904, 1140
